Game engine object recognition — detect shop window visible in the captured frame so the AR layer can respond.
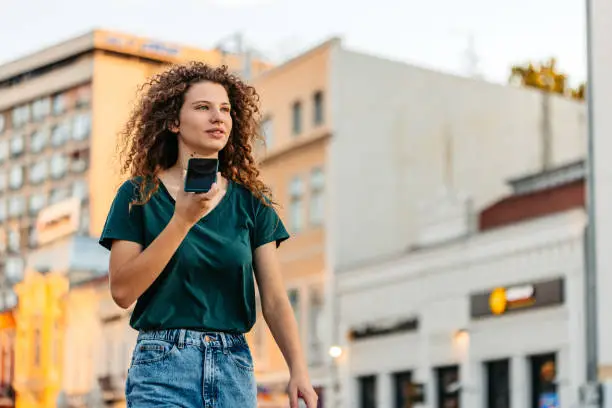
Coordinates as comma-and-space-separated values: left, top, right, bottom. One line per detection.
394, 370, 413, 408
485, 359, 510, 408
358, 374, 377, 408
436, 365, 460, 408
529, 353, 557, 408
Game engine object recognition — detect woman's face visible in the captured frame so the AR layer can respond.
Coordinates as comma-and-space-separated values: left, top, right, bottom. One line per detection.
173, 80, 233, 157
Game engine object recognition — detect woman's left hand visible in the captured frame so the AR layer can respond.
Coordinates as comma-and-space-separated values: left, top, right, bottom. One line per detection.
288, 373, 318, 408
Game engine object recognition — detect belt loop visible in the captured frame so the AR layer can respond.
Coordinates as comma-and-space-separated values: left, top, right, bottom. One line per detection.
178, 329, 187, 349
220, 332, 229, 354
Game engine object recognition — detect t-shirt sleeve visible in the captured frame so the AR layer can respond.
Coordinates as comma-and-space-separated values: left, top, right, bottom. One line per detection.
98, 180, 145, 251
253, 199, 290, 249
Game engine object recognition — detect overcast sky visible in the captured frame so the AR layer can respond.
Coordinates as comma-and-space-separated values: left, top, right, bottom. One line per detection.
0, 0, 587, 86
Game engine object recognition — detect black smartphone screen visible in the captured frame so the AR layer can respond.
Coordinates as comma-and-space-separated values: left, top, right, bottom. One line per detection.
184, 158, 218, 193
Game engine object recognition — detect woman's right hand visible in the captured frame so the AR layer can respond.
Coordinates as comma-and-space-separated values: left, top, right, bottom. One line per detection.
172, 171, 221, 229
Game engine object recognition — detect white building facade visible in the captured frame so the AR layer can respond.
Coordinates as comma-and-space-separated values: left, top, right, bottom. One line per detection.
323, 42, 589, 406
335, 198, 587, 408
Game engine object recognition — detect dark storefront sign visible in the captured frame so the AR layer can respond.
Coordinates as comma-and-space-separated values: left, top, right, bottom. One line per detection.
470, 278, 564, 318
349, 317, 419, 341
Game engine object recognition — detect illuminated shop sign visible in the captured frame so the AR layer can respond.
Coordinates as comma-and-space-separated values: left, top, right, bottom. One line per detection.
35, 197, 81, 246
470, 278, 564, 318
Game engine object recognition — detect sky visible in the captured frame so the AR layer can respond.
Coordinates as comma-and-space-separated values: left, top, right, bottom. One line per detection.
0, 0, 587, 86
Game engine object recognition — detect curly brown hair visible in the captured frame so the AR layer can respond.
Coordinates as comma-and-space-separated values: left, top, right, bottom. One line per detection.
118, 61, 274, 207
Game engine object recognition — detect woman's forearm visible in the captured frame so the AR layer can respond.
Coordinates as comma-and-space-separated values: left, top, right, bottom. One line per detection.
111, 215, 191, 308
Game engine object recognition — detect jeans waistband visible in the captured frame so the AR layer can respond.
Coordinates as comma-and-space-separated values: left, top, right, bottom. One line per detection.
137, 328, 247, 349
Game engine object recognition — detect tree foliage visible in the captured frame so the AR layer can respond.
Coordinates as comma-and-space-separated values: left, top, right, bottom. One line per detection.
509, 58, 585, 101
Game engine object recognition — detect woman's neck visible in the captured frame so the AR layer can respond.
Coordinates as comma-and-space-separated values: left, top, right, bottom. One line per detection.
174, 142, 219, 171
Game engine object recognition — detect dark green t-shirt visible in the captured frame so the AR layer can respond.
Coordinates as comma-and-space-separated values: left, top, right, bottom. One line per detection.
98, 178, 289, 333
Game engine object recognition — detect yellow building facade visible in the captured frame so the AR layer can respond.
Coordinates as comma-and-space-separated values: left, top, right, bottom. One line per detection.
13, 272, 68, 408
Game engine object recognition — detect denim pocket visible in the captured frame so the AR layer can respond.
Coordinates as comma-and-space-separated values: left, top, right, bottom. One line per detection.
131, 340, 176, 366
228, 343, 254, 372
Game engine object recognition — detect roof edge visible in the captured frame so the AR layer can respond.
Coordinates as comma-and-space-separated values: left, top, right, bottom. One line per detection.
252, 36, 342, 82
0, 29, 96, 83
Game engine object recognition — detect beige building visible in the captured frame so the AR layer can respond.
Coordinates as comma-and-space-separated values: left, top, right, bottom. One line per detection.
249, 38, 336, 406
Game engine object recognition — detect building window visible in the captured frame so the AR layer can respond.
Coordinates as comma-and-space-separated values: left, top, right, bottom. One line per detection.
313, 91, 324, 125
486, 359, 510, 408
51, 122, 70, 147
75, 86, 92, 108
394, 371, 413, 408
358, 375, 377, 408
436, 365, 460, 408
79, 205, 90, 235
0, 172, 6, 193
72, 180, 89, 201
289, 177, 304, 232
30, 128, 49, 153
52, 94, 67, 116
0, 200, 6, 223
28, 225, 38, 249
0, 140, 7, 164
49, 187, 70, 205
261, 116, 273, 147
309, 167, 325, 226
50, 154, 68, 179
29, 160, 48, 185
0, 114, 5, 133
29, 193, 46, 216
8, 196, 25, 218
307, 288, 324, 366
288, 289, 300, 329
31, 98, 51, 122
11, 105, 30, 129
70, 148, 89, 173
529, 353, 557, 408
8, 166, 23, 190
9, 133, 24, 157
5, 257, 23, 283
72, 112, 92, 141
7, 229, 19, 254
4, 290, 16, 309
292, 101, 302, 135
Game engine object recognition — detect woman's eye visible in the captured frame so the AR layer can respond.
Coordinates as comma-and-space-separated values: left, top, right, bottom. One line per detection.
196, 105, 209, 110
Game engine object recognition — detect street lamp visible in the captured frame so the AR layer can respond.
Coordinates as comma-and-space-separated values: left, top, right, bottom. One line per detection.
329, 345, 343, 359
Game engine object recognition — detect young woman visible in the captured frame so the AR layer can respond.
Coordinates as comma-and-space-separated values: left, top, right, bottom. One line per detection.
99, 62, 317, 408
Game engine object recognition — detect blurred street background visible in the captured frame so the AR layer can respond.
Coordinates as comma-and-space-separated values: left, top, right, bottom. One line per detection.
0, 0, 610, 407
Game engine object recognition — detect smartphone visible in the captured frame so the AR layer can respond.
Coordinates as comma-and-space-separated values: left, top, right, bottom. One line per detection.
184, 158, 219, 193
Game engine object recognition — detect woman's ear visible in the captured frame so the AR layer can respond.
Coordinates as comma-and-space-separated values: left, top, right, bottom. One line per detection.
168, 119, 180, 133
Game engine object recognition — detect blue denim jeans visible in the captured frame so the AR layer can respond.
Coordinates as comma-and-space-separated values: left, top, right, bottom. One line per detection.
126, 329, 257, 407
